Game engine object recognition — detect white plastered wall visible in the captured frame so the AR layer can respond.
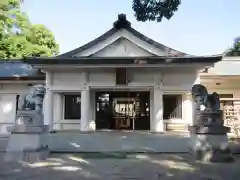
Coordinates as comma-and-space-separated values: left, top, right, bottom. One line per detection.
201, 78, 240, 97
0, 83, 33, 134
92, 38, 155, 57
50, 68, 198, 130
0, 69, 199, 133
201, 56, 240, 96
74, 29, 166, 57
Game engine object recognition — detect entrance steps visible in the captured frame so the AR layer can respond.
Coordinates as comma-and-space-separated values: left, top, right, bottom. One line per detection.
165, 123, 189, 132
1, 131, 240, 153
46, 131, 190, 153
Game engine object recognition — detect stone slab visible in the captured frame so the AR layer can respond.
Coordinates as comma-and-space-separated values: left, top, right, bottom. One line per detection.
7, 125, 48, 133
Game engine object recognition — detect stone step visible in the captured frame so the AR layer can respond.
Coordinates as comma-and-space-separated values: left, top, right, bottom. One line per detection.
47, 132, 190, 153
165, 123, 188, 131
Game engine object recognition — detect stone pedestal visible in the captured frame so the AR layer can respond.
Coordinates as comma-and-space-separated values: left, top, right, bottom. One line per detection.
189, 133, 234, 162
5, 111, 49, 163
189, 111, 235, 162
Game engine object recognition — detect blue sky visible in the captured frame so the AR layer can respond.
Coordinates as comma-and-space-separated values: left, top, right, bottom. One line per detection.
22, 0, 240, 56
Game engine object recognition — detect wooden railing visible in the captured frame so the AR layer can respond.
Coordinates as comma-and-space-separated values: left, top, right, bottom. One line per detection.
221, 98, 240, 136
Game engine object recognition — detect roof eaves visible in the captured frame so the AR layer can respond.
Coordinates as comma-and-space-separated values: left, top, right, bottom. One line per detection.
25, 55, 222, 65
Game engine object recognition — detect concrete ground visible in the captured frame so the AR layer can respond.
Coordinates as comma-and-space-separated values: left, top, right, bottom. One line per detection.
0, 153, 240, 180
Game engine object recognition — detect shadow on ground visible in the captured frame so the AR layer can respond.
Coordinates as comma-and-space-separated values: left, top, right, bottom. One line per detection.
0, 153, 240, 180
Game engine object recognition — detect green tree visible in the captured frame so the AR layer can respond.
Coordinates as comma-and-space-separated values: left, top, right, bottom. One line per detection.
0, 0, 59, 59
132, 0, 181, 22
226, 37, 240, 56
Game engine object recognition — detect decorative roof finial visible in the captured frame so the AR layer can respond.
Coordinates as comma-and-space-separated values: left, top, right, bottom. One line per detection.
113, 13, 131, 29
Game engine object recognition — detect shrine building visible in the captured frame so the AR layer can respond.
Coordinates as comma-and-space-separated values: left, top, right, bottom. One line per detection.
0, 14, 224, 136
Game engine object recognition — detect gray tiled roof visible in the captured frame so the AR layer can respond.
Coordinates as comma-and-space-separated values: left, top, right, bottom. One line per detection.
0, 61, 43, 78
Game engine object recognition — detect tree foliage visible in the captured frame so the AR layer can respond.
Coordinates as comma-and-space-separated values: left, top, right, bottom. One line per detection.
132, 0, 181, 22
226, 37, 240, 56
0, 0, 59, 59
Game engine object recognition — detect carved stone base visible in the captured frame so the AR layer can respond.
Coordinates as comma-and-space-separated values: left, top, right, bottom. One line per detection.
16, 111, 44, 126
188, 125, 230, 134
5, 133, 49, 162
4, 147, 49, 163
189, 134, 235, 162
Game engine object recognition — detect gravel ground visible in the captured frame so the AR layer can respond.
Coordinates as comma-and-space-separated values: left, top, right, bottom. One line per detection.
0, 153, 240, 180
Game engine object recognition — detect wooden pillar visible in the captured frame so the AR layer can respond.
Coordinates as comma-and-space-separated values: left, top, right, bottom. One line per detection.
45, 72, 54, 132
151, 85, 164, 132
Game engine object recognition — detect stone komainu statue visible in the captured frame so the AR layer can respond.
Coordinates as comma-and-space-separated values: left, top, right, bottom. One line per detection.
190, 85, 234, 163
191, 84, 220, 112
18, 84, 46, 113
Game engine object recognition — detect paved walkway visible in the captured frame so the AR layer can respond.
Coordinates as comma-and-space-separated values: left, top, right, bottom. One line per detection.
0, 153, 240, 180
